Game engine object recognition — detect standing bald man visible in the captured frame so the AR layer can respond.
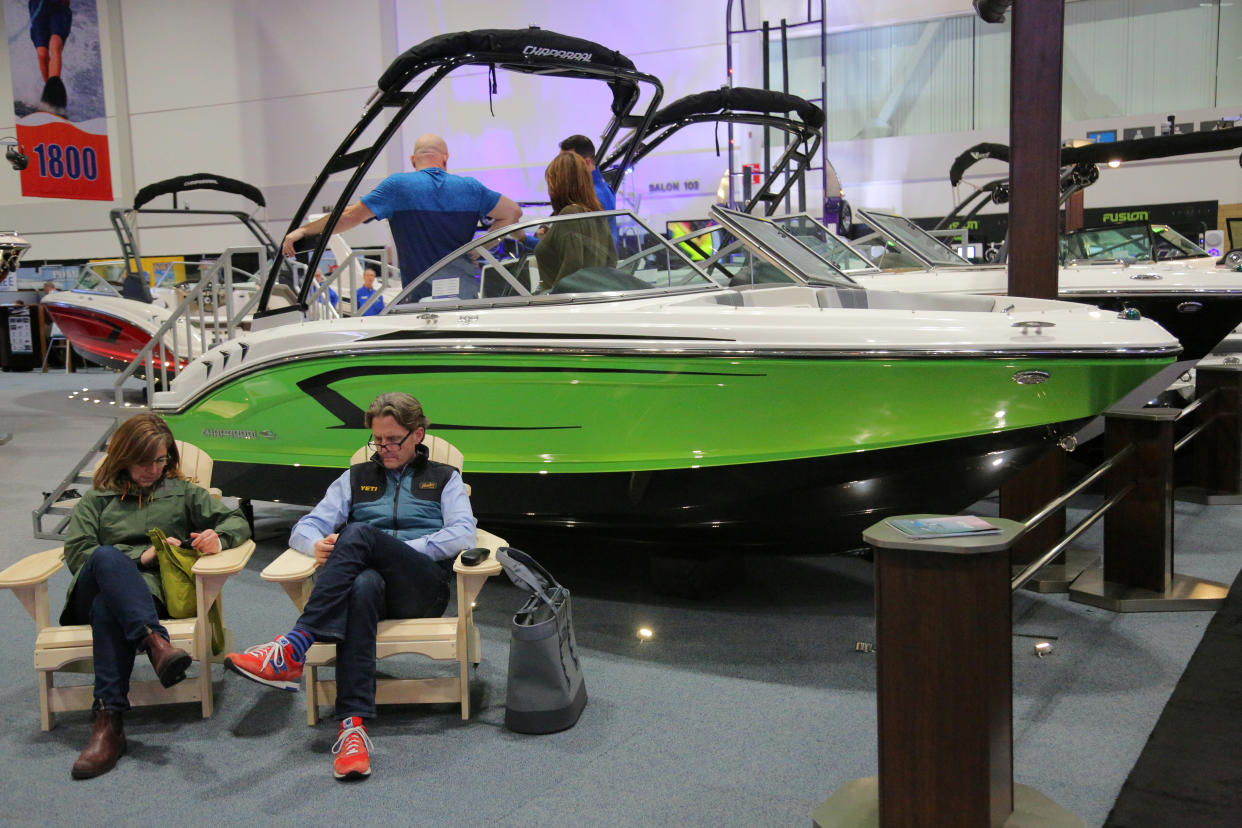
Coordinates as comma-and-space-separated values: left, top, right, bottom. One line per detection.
283, 134, 522, 301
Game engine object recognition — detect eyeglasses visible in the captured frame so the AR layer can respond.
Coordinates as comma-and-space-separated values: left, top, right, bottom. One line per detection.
368, 431, 412, 452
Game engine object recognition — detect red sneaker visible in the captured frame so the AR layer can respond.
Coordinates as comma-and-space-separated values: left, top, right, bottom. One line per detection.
224, 636, 304, 691
332, 717, 373, 780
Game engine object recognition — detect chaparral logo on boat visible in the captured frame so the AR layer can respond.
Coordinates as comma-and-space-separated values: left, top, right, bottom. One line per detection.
523, 44, 593, 62
1012, 370, 1051, 385
201, 428, 277, 440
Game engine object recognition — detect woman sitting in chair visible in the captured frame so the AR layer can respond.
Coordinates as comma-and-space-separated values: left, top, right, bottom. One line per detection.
534, 151, 617, 292
61, 413, 250, 780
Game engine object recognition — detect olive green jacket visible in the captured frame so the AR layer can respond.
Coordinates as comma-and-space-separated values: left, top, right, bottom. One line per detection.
534, 203, 618, 291
60, 477, 250, 623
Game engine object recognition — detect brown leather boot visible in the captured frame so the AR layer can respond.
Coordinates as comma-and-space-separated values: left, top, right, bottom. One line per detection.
143, 630, 192, 688
71, 706, 126, 779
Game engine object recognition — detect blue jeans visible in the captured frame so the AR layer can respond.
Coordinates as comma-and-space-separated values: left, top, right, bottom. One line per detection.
295, 523, 450, 720
63, 546, 169, 711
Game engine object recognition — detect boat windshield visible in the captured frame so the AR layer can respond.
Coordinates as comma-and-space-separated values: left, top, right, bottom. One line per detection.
1062, 222, 1210, 264
381, 210, 720, 311
768, 214, 879, 274
703, 206, 859, 288
855, 210, 973, 268
72, 262, 128, 295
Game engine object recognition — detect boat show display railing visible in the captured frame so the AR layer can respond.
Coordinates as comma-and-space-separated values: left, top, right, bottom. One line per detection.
814, 364, 1242, 827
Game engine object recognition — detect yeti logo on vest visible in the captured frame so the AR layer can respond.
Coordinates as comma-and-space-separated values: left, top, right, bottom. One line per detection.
360, 485, 379, 492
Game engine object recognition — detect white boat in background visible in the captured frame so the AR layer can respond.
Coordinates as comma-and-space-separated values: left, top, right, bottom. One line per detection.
702, 206, 1242, 364
41, 173, 299, 374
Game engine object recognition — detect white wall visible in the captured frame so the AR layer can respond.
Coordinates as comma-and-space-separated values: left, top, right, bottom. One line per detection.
0, 0, 1235, 266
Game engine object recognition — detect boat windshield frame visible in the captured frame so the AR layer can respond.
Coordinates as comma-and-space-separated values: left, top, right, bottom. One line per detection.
707, 205, 860, 289
854, 209, 974, 268
374, 208, 723, 312
767, 213, 880, 274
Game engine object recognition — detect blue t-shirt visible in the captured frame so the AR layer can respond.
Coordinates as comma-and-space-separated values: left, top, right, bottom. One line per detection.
592, 167, 619, 244
591, 167, 616, 211
362, 168, 501, 288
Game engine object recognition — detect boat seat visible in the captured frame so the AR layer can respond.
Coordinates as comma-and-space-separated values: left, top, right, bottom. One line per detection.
259, 435, 506, 724
814, 287, 871, 309
861, 290, 998, 313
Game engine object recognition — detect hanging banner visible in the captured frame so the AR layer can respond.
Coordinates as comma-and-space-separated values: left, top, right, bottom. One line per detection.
4, 0, 111, 200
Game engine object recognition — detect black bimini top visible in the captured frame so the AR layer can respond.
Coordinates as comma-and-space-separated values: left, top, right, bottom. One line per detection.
598, 86, 825, 215
649, 86, 824, 130
132, 173, 266, 211
949, 128, 1242, 187
1060, 127, 1242, 165
378, 28, 636, 91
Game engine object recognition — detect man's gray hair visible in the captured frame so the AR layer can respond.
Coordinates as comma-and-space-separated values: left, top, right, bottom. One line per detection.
365, 392, 429, 432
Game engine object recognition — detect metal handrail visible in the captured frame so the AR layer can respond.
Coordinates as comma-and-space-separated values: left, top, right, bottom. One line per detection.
1011, 481, 1134, 593
31, 419, 117, 540
302, 251, 396, 319
111, 246, 268, 404
1011, 388, 1224, 591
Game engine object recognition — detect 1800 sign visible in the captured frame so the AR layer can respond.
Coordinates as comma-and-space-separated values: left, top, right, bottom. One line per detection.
32, 142, 101, 181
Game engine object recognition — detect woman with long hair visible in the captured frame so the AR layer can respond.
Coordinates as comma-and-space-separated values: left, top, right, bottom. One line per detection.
60, 413, 250, 779
534, 151, 617, 291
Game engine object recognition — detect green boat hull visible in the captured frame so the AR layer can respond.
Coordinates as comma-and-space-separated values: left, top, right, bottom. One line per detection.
158, 349, 1168, 543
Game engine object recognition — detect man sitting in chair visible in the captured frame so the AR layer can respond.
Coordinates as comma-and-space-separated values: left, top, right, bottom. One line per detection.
225, 392, 477, 781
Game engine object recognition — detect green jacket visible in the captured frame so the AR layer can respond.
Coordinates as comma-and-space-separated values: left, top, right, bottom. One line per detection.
61, 477, 251, 624
534, 203, 618, 292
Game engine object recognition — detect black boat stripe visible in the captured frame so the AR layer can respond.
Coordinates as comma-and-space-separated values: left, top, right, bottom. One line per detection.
297, 363, 765, 429
360, 330, 737, 343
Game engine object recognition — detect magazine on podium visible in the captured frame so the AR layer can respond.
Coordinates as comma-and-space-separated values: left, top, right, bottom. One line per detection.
886, 515, 1001, 539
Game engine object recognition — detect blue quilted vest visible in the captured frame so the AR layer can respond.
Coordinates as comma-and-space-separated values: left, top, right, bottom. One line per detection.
348, 443, 455, 542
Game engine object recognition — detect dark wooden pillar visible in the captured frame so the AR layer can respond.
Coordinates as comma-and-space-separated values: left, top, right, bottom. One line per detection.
1102, 410, 1174, 593
1070, 408, 1229, 611
1007, 0, 1065, 300
999, 445, 1065, 571
870, 520, 1020, 827
1190, 366, 1242, 496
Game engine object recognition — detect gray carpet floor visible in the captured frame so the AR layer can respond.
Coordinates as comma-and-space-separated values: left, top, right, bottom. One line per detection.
1, 368, 1239, 826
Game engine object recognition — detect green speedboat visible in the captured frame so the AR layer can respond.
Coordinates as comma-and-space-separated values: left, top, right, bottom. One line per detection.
152, 209, 1179, 545
150, 28, 1180, 546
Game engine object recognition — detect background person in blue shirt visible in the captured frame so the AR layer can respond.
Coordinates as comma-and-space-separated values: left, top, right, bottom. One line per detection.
225, 392, 477, 781
558, 134, 616, 213
282, 134, 522, 300
312, 270, 338, 310
354, 267, 384, 316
